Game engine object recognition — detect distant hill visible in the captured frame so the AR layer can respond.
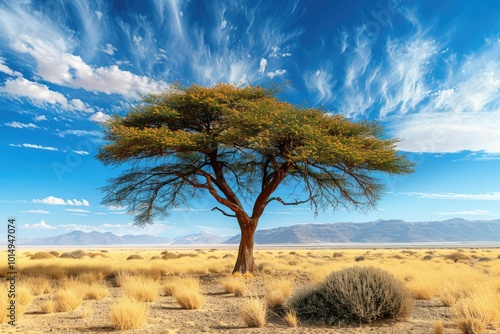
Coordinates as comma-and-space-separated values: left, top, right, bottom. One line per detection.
172, 231, 228, 245
224, 218, 500, 244
9, 218, 500, 246
18, 230, 173, 246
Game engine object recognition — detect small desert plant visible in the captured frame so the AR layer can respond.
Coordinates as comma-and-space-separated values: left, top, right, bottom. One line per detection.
30, 251, 55, 260
122, 276, 159, 302
49, 251, 60, 257
433, 320, 444, 334
265, 279, 293, 308
172, 281, 204, 309
40, 300, 55, 314
283, 308, 299, 327
84, 283, 109, 300
110, 297, 148, 330
423, 255, 433, 261
54, 288, 83, 312
445, 252, 470, 263
126, 254, 144, 260
258, 262, 275, 275
289, 266, 413, 326
241, 298, 266, 327
16, 286, 34, 306
162, 253, 178, 259
221, 278, 247, 297
223, 253, 235, 259
354, 256, 365, 262
23, 276, 53, 295
333, 252, 343, 258
163, 277, 200, 296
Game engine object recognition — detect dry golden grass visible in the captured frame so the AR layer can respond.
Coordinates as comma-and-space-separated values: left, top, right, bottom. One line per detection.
122, 275, 159, 302
241, 298, 266, 327
0, 294, 9, 324
40, 300, 55, 314
83, 283, 109, 300
172, 283, 204, 309
432, 320, 444, 334
454, 285, 500, 333
21, 275, 52, 295
16, 286, 34, 306
54, 288, 83, 312
163, 277, 200, 296
283, 308, 299, 327
265, 278, 293, 308
110, 297, 148, 330
221, 277, 247, 296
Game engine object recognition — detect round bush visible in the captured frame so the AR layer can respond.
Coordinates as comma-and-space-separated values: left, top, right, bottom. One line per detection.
289, 266, 413, 326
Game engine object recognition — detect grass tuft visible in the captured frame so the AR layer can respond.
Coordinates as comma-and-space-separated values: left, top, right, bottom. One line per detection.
241, 298, 266, 327
110, 297, 148, 330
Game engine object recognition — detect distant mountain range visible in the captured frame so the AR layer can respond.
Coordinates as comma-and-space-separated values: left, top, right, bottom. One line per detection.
224, 218, 500, 244
9, 218, 500, 246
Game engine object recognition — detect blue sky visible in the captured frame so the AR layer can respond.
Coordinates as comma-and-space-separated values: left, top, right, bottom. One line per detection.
1, 0, 500, 239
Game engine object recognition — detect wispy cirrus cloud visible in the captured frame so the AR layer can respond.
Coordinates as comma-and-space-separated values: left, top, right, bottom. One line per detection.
10, 143, 58, 151
402, 192, 500, 201
23, 209, 50, 214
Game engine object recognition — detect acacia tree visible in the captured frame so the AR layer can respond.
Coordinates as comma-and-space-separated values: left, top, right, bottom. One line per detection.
98, 84, 414, 274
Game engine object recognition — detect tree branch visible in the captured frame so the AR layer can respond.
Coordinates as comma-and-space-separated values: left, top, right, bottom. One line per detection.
266, 197, 311, 206
211, 206, 237, 217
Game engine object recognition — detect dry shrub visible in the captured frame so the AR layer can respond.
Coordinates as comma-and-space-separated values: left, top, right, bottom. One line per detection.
456, 318, 485, 334
265, 279, 293, 308
241, 298, 266, 327
84, 283, 109, 300
150, 256, 161, 260
54, 288, 83, 312
122, 276, 159, 302
164, 277, 200, 296
162, 253, 178, 259
258, 262, 275, 275
60, 250, 87, 259
290, 266, 413, 325
30, 252, 55, 260
49, 251, 60, 257
40, 300, 55, 314
445, 252, 470, 263
433, 320, 444, 334
127, 254, 144, 260
172, 279, 204, 309
222, 278, 247, 297
110, 297, 148, 330
223, 254, 235, 259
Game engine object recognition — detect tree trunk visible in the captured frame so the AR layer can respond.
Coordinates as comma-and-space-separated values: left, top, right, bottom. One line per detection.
232, 221, 257, 275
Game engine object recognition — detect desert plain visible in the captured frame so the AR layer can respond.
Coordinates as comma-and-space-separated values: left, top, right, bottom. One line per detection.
1, 246, 500, 333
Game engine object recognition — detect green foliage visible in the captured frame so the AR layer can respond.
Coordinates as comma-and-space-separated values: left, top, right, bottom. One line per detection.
289, 266, 413, 326
97, 83, 414, 226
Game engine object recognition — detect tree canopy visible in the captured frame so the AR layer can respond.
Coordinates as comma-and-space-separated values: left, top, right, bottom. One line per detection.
98, 83, 414, 273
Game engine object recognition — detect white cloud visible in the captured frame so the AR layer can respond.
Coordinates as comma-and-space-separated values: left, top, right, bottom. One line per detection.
23, 209, 50, 214
65, 208, 91, 213
57, 222, 168, 236
89, 111, 111, 123
391, 111, 500, 153
58, 129, 102, 138
304, 68, 336, 105
5, 121, 38, 129
435, 209, 498, 216
102, 43, 117, 55
22, 220, 56, 230
267, 69, 286, 79
10, 143, 58, 151
0, 57, 22, 77
73, 150, 89, 155
32, 196, 90, 206
34, 115, 47, 121
258, 58, 267, 74
1, 77, 92, 112
402, 192, 500, 201
106, 205, 128, 211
